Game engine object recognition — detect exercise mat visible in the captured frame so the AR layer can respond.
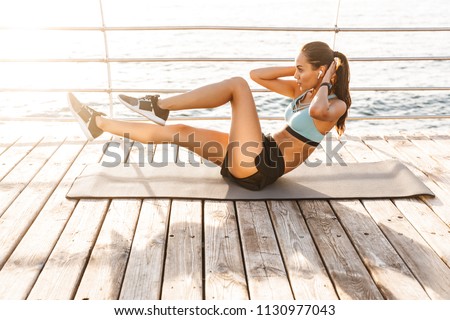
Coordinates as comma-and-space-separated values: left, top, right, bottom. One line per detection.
66, 160, 434, 200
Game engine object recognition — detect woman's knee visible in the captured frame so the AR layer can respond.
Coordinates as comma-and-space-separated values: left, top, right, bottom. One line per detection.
168, 124, 196, 145
228, 76, 250, 89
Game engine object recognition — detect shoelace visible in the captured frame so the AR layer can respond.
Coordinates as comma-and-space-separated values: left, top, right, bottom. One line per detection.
139, 94, 160, 101
83, 104, 104, 116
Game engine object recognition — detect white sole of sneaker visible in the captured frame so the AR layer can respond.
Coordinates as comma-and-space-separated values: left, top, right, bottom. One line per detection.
67, 93, 95, 141
117, 95, 166, 125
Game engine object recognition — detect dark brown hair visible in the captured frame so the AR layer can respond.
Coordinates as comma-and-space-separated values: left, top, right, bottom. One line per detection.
301, 41, 351, 137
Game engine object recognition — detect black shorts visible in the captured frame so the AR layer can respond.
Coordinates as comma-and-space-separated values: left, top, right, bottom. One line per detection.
220, 134, 285, 191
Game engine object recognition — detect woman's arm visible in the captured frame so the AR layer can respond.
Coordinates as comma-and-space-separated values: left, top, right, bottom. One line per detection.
250, 66, 299, 98
309, 61, 347, 121
309, 85, 347, 121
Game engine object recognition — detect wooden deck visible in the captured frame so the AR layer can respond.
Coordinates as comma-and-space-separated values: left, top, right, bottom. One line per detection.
0, 123, 450, 300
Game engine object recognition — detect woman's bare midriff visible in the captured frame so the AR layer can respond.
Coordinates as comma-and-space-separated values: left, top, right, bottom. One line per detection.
272, 128, 318, 174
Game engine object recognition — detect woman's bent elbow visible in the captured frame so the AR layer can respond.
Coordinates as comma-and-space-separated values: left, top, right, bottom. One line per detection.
309, 107, 328, 121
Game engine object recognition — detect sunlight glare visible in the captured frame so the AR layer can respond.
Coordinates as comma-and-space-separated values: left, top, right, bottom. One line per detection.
0, 0, 100, 28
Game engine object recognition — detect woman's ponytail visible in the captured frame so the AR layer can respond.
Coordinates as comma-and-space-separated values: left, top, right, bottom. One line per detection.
332, 51, 351, 137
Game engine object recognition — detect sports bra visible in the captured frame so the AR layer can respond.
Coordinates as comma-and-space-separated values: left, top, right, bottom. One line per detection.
284, 90, 336, 147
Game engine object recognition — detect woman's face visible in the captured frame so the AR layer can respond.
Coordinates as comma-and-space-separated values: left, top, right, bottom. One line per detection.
294, 53, 319, 92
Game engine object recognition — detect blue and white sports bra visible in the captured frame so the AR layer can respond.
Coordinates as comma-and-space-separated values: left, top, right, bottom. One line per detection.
284, 90, 336, 147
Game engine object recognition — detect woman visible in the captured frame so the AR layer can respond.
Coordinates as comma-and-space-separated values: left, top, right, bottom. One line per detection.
68, 41, 351, 191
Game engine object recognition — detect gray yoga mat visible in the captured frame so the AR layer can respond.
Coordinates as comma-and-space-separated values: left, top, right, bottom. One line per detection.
66, 160, 434, 200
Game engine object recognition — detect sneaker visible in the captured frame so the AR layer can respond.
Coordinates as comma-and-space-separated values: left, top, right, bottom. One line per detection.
117, 94, 169, 125
67, 93, 106, 140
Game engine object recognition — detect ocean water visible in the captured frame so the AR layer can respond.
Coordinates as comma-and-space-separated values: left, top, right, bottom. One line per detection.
0, 0, 449, 134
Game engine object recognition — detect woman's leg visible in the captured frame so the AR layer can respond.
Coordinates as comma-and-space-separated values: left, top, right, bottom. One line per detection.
158, 77, 252, 112
224, 77, 263, 178
157, 77, 263, 178
99, 77, 262, 177
96, 117, 229, 165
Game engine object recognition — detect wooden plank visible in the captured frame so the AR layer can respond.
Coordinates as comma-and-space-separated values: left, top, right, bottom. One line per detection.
343, 135, 450, 299
119, 139, 168, 299
188, 131, 247, 299
362, 199, 450, 299
0, 135, 41, 181
429, 134, 450, 155
393, 196, 450, 267
384, 136, 450, 266
361, 135, 450, 227
267, 200, 338, 299
387, 135, 450, 193
411, 135, 450, 192
172, 133, 248, 299
27, 137, 126, 299
119, 199, 171, 300
73, 135, 142, 300
0, 138, 109, 299
338, 134, 374, 163
0, 135, 63, 216
160, 141, 203, 300
407, 134, 450, 224
330, 136, 431, 299
74, 199, 141, 300
298, 200, 383, 300
161, 199, 203, 300
409, 133, 450, 160
27, 199, 110, 299
0, 135, 19, 157
0, 136, 85, 269
298, 134, 383, 299
329, 200, 430, 299
235, 201, 293, 300
74, 135, 144, 300
204, 201, 249, 300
